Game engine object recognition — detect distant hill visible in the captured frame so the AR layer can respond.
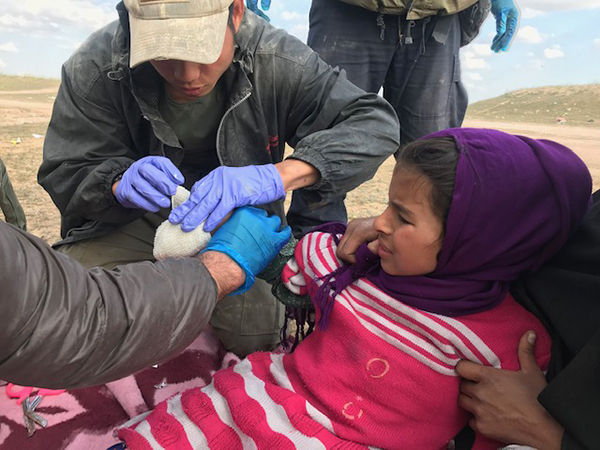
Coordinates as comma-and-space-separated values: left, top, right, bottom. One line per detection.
1, 75, 598, 128
0, 75, 60, 91
466, 84, 600, 128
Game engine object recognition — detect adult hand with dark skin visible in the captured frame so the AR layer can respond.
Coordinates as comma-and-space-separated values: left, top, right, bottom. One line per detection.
456, 331, 564, 449
336, 217, 378, 264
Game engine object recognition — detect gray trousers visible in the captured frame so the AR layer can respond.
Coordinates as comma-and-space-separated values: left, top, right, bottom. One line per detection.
308, 0, 468, 146
56, 211, 284, 357
0, 157, 27, 230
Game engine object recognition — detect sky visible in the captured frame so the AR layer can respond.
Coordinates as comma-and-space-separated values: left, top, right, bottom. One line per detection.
0, 0, 599, 103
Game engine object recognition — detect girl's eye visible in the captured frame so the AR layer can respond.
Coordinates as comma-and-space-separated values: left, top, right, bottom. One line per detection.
398, 214, 411, 225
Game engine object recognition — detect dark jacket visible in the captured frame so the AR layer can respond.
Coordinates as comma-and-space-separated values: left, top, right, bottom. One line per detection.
39, 4, 399, 243
0, 221, 218, 389
511, 190, 600, 450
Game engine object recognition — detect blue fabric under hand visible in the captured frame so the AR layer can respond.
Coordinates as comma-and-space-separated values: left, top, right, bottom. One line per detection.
115, 156, 184, 212
169, 164, 285, 232
491, 0, 519, 53
246, 0, 271, 22
204, 206, 291, 294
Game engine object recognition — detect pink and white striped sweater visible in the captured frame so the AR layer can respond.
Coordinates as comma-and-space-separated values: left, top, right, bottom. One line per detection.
119, 231, 552, 449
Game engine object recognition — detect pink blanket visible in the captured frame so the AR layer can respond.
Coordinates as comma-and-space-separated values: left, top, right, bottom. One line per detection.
0, 327, 240, 449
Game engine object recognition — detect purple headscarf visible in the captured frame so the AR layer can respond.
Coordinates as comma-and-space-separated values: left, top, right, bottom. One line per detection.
316, 128, 592, 326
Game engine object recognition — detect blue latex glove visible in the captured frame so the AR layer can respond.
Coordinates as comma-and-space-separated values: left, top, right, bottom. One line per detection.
203, 206, 291, 294
246, 0, 271, 22
115, 156, 184, 212
169, 164, 285, 232
490, 0, 519, 53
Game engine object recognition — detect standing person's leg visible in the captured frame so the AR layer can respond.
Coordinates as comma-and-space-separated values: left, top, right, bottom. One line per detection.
57, 210, 283, 357
299, 0, 401, 230
384, 14, 468, 146
0, 157, 27, 231
307, 0, 398, 92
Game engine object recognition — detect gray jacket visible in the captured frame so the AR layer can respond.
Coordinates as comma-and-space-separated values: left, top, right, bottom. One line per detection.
0, 221, 218, 389
39, 4, 399, 243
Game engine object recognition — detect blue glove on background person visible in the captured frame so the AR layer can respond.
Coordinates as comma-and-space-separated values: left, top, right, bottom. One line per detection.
491, 0, 519, 53
169, 164, 286, 232
203, 206, 291, 294
115, 156, 184, 212
246, 0, 271, 22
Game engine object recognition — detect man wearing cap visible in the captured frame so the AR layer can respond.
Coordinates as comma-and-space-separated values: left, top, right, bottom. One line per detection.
38, 0, 399, 356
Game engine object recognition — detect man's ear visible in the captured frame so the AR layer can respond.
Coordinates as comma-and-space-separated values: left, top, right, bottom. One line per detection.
232, 0, 244, 33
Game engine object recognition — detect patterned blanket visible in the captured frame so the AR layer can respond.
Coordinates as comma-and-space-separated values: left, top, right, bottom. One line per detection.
0, 327, 241, 450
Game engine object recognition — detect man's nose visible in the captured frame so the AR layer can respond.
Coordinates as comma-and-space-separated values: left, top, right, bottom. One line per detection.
173, 61, 202, 83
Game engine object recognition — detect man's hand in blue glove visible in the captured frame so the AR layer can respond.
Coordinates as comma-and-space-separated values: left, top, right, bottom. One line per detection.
203, 206, 292, 294
491, 0, 519, 53
246, 0, 271, 22
169, 164, 286, 233
114, 156, 184, 212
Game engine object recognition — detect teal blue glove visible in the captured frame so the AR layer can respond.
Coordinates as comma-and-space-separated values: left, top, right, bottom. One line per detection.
246, 0, 271, 22
491, 0, 519, 53
203, 206, 291, 295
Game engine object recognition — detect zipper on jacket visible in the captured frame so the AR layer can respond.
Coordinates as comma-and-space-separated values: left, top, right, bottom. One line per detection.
215, 90, 252, 166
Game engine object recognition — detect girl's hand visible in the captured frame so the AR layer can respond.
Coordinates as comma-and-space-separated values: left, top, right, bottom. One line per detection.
337, 217, 378, 264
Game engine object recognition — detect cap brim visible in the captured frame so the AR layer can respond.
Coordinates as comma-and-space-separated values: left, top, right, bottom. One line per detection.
129, 9, 229, 68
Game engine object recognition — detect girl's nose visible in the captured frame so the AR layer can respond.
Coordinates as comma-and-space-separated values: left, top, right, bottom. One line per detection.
373, 206, 393, 235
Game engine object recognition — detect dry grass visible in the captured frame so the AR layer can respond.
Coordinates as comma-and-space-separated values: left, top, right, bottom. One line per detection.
466, 84, 600, 128
0, 75, 60, 92
0, 121, 61, 243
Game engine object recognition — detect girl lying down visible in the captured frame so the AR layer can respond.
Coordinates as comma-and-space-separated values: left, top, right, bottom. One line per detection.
117, 128, 591, 449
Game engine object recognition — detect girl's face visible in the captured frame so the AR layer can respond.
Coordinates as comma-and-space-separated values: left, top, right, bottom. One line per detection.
370, 166, 444, 276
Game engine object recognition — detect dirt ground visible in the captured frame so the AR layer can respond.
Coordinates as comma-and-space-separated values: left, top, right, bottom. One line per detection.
1, 89, 599, 245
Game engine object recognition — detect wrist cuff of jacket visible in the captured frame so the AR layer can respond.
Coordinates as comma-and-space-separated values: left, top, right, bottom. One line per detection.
200, 244, 256, 295
109, 167, 130, 198
106, 166, 133, 205
111, 166, 131, 185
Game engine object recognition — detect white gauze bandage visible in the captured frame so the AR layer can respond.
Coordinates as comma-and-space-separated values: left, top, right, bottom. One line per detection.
153, 186, 211, 260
